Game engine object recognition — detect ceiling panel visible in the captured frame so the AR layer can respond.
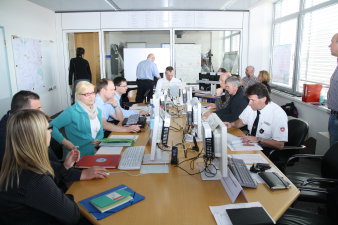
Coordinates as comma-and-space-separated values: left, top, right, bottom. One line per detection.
28, 0, 270, 12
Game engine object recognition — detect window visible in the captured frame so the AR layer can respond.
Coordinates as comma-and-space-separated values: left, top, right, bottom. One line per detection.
271, 0, 338, 97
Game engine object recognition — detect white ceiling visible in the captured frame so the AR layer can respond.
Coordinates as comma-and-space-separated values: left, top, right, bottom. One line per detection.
27, 0, 273, 12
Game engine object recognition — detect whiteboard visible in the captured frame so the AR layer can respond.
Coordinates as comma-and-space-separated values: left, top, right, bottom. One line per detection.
0, 27, 12, 118
12, 37, 56, 92
124, 48, 170, 81
175, 44, 201, 83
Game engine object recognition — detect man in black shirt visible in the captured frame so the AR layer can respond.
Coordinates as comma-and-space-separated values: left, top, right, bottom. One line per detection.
0, 91, 108, 188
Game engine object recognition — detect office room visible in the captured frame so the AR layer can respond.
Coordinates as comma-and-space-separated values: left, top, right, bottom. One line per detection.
0, 0, 337, 224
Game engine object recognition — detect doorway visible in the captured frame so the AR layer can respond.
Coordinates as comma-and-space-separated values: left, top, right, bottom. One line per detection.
67, 32, 101, 85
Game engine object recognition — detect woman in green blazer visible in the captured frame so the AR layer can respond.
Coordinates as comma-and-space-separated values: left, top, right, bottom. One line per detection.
52, 81, 103, 156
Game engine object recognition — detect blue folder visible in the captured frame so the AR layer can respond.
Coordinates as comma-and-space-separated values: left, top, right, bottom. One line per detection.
78, 184, 145, 220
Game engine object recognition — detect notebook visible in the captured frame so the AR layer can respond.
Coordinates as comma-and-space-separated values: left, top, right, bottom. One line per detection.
90, 189, 133, 213
226, 207, 274, 225
75, 155, 121, 168
79, 184, 145, 220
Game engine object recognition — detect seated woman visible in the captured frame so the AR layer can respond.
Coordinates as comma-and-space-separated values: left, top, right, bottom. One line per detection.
258, 70, 271, 93
52, 81, 103, 156
0, 110, 80, 225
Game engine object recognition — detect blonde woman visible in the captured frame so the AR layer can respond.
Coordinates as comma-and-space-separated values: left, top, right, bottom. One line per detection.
0, 110, 80, 224
257, 70, 271, 93
52, 81, 103, 156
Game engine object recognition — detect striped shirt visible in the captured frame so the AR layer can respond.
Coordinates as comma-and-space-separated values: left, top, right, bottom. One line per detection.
327, 64, 338, 111
242, 76, 258, 90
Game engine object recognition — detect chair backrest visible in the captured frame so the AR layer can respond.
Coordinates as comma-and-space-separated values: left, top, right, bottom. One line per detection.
128, 89, 137, 102
322, 142, 338, 179
286, 118, 309, 147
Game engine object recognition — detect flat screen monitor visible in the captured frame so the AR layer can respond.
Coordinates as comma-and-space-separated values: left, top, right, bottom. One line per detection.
191, 97, 202, 140
204, 113, 228, 178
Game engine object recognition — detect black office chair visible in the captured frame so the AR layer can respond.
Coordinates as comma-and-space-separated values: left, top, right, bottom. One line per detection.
277, 208, 335, 225
268, 118, 309, 170
284, 142, 338, 204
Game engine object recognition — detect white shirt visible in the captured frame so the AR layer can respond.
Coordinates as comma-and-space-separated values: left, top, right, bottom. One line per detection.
156, 77, 182, 92
89, 117, 101, 139
239, 102, 288, 142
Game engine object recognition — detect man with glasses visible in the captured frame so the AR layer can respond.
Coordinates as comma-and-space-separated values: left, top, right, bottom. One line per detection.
204, 76, 248, 122
207, 71, 232, 111
113, 77, 148, 118
224, 83, 288, 152
95, 78, 141, 133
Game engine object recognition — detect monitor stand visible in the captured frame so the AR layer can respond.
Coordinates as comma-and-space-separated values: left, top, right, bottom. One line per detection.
143, 150, 170, 164
200, 158, 223, 180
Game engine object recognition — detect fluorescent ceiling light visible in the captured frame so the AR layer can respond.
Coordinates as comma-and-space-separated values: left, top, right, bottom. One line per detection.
105, 0, 121, 10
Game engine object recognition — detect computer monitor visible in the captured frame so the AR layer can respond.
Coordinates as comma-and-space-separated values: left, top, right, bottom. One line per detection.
205, 113, 228, 178
191, 97, 202, 140
143, 108, 170, 164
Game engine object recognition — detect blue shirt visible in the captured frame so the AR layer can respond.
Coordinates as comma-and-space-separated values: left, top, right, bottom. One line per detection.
115, 93, 138, 118
94, 94, 116, 120
327, 64, 338, 111
136, 58, 160, 80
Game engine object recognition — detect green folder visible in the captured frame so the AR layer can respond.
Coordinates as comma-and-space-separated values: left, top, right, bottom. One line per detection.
100, 138, 135, 144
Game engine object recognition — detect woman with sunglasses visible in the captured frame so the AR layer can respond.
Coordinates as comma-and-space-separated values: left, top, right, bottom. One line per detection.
0, 110, 80, 225
51, 81, 103, 156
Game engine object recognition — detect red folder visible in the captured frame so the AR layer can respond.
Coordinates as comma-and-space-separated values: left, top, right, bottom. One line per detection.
76, 155, 121, 168
302, 84, 322, 103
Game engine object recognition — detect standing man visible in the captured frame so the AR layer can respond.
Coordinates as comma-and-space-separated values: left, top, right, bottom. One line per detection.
327, 33, 338, 146
155, 66, 182, 92
69, 47, 92, 104
242, 65, 258, 90
224, 83, 288, 152
136, 53, 160, 103
113, 76, 149, 118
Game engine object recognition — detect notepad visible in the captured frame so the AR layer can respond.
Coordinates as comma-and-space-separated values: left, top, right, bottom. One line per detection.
90, 189, 133, 213
226, 207, 274, 225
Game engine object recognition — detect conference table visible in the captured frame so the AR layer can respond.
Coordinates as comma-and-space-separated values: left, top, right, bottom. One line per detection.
67, 115, 300, 225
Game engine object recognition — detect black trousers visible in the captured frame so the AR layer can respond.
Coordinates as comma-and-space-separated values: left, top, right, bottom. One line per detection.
136, 79, 154, 103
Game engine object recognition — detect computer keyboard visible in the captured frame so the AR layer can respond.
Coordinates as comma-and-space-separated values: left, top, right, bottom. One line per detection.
118, 146, 145, 170
122, 114, 147, 127
228, 157, 257, 188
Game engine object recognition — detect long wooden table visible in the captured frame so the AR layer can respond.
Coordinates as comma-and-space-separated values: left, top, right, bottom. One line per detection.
67, 116, 300, 225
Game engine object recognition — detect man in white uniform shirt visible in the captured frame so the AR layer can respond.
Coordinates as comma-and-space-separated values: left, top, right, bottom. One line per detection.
156, 66, 182, 92
224, 83, 288, 152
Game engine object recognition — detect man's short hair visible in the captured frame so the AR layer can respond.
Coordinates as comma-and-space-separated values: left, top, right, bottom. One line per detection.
246, 83, 271, 104
225, 76, 241, 87
165, 66, 174, 72
11, 91, 40, 113
96, 78, 112, 93
113, 77, 127, 87
76, 47, 85, 57
218, 68, 227, 73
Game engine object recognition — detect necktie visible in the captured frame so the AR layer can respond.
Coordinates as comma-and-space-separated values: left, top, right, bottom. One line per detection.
251, 110, 260, 136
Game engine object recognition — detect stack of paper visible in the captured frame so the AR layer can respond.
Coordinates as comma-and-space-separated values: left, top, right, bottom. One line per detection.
96, 146, 123, 155
99, 135, 139, 147
227, 133, 263, 151
90, 189, 133, 213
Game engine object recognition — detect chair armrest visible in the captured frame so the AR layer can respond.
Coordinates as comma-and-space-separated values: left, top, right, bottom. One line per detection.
286, 154, 323, 166
283, 145, 307, 150
305, 177, 338, 186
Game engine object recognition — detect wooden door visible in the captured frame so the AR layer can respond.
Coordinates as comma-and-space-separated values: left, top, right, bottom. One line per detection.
74, 32, 100, 85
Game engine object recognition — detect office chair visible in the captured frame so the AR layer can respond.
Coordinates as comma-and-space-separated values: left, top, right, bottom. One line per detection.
284, 142, 338, 204
277, 207, 335, 225
268, 118, 309, 170
122, 89, 137, 108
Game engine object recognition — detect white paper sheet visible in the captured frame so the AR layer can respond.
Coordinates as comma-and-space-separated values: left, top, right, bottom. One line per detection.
140, 165, 169, 174
108, 135, 139, 141
231, 154, 268, 164
95, 146, 123, 155
220, 170, 246, 203
209, 202, 275, 225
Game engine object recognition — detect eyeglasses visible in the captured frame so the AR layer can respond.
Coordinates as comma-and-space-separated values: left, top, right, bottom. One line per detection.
47, 124, 53, 130
80, 92, 95, 97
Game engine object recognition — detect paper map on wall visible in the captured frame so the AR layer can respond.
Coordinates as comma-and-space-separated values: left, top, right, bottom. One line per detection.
12, 37, 55, 92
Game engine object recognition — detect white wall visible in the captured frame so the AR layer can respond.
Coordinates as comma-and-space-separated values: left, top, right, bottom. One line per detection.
247, 1, 273, 77
0, 0, 62, 117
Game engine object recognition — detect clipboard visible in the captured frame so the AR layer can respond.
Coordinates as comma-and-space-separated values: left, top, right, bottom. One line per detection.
78, 184, 145, 220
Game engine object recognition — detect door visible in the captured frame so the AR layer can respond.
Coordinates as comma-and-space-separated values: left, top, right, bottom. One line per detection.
72, 32, 100, 85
